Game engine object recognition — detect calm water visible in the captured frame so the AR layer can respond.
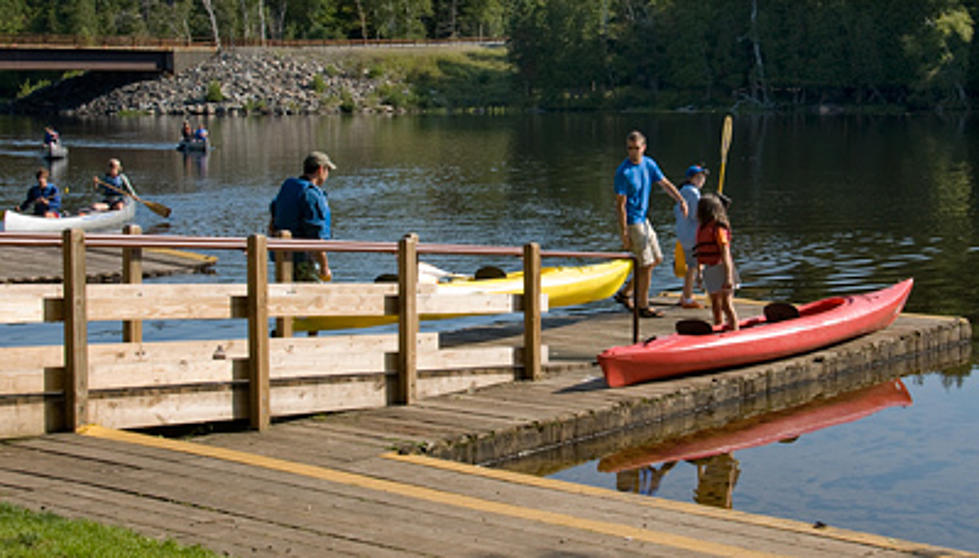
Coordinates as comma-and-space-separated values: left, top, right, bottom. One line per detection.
0, 113, 976, 550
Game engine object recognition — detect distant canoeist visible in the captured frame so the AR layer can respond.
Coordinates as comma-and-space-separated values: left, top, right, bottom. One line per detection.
181, 120, 193, 141
18, 167, 61, 218
91, 158, 136, 211
43, 126, 59, 147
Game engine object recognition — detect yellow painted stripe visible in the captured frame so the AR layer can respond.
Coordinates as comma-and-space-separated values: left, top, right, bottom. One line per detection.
145, 247, 218, 264
77, 424, 780, 558
384, 453, 965, 557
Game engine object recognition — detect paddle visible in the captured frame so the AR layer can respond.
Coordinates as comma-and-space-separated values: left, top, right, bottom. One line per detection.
717, 115, 733, 207
96, 178, 172, 218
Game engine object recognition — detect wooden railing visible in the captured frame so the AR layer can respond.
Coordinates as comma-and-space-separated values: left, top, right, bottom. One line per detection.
0, 34, 503, 50
0, 230, 632, 439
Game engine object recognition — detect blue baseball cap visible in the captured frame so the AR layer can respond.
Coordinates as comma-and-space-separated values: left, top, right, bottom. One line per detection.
685, 165, 709, 178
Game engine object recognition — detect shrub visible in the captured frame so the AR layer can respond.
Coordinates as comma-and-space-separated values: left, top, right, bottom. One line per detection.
311, 74, 327, 93
205, 81, 224, 103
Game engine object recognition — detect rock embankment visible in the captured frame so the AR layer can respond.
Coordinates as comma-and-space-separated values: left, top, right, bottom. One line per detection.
6, 50, 400, 116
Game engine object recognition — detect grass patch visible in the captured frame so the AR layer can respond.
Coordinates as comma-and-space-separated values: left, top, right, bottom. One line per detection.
204, 80, 224, 103
307, 45, 515, 111
0, 501, 219, 557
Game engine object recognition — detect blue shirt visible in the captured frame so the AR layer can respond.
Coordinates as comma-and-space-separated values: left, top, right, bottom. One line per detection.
269, 177, 331, 241
20, 183, 61, 215
674, 183, 702, 249
614, 155, 665, 225
98, 173, 133, 201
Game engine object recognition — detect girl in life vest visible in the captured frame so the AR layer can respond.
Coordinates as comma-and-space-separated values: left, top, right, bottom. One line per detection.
694, 193, 739, 330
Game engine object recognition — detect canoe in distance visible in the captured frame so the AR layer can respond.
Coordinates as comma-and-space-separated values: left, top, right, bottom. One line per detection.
2, 197, 136, 232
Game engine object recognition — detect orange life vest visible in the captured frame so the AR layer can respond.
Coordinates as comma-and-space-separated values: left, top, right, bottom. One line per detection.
694, 221, 731, 266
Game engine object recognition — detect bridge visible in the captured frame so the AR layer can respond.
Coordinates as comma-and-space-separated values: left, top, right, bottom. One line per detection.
0, 36, 217, 73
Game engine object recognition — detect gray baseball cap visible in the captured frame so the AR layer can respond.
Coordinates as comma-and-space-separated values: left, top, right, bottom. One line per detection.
304, 151, 337, 172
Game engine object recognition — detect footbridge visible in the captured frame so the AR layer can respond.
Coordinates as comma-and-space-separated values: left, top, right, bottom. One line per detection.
0, 36, 217, 74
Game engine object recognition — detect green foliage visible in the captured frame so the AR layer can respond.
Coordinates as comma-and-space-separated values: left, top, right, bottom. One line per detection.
339, 87, 357, 112
0, 502, 219, 557
16, 78, 50, 99
204, 80, 224, 102
312, 73, 328, 93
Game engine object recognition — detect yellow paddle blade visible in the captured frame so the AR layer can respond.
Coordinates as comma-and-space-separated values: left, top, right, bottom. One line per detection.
718, 115, 733, 195
673, 240, 687, 278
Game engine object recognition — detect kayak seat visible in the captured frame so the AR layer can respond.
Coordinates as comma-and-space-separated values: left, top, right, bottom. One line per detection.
474, 265, 506, 279
675, 319, 715, 335
764, 302, 800, 323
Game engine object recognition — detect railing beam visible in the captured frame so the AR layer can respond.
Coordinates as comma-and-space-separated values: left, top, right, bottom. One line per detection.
63, 229, 89, 430
122, 224, 143, 343
246, 234, 270, 431
397, 233, 419, 404
522, 242, 542, 381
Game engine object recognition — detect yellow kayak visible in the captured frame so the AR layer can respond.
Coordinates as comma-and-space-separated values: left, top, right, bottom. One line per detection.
294, 259, 632, 331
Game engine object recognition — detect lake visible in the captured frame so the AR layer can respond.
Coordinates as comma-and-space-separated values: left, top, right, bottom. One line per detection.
0, 112, 976, 552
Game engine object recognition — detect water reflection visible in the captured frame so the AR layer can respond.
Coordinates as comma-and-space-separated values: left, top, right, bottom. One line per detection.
601, 379, 912, 509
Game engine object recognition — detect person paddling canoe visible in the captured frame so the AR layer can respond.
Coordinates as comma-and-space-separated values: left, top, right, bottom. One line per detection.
91, 158, 136, 211
18, 167, 61, 218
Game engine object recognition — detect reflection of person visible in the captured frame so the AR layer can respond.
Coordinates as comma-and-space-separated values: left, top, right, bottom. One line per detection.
269, 151, 337, 283
19, 168, 61, 217
613, 130, 687, 318
674, 165, 708, 309
193, 124, 208, 141
695, 193, 739, 330
91, 158, 135, 211
616, 462, 677, 496
181, 121, 193, 141
691, 453, 741, 509
43, 126, 59, 146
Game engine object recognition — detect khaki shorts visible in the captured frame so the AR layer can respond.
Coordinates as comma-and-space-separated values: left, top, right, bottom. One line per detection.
627, 219, 662, 267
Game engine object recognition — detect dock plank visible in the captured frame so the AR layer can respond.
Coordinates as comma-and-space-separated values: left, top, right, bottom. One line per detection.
0, 245, 215, 283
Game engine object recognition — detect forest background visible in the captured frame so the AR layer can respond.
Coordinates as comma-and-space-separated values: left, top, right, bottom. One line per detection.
1, 0, 978, 112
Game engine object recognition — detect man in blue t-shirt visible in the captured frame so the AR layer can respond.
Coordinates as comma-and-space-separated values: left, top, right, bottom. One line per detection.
613, 130, 687, 318
269, 151, 337, 282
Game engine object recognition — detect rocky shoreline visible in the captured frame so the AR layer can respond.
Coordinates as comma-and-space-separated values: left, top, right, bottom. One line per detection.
5, 50, 403, 117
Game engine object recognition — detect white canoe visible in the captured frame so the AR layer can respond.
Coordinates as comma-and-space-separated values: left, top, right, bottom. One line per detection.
42, 142, 68, 159
2, 198, 136, 232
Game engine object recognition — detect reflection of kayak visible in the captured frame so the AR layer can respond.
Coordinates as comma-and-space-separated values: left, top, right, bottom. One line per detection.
295, 259, 632, 331
177, 138, 208, 152
2, 197, 136, 232
598, 378, 912, 473
598, 279, 913, 388
42, 142, 68, 159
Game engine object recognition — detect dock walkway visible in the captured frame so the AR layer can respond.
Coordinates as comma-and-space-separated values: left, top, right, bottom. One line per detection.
0, 296, 973, 557
0, 245, 216, 282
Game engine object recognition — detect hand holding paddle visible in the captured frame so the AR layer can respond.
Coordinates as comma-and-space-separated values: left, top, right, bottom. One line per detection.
95, 177, 171, 218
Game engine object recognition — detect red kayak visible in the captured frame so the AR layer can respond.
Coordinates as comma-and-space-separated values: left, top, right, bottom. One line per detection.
598, 279, 913, 388
597, 378, 911, 472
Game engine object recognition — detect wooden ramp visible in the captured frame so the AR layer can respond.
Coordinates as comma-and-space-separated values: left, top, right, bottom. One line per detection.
0, 424, 974, 558
0, 245, 216, 283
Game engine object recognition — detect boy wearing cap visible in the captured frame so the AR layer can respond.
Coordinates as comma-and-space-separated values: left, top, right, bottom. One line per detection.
613, 130, 687, 318
674, 165, 709, 308
269, 151, 337, 283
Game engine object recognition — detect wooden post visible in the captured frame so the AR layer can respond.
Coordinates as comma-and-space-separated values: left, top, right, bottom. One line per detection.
122, 224, 143, 343
522, 242, 542, 381
246, 234, 270, 431
63, 229, 88, 430
397, 233, 418, 404
273, 230, 293, 338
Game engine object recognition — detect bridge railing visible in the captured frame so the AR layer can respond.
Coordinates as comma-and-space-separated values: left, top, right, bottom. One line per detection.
0, 229, 632, 439
0, 34, 502, 49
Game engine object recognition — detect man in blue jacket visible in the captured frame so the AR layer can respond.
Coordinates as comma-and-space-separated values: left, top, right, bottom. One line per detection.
19, 168, 61, 217
269, 151, 337, 282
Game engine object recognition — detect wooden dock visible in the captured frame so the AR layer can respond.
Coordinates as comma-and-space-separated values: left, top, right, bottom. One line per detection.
0, 295, 973, 557
0, 245, 216, 283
